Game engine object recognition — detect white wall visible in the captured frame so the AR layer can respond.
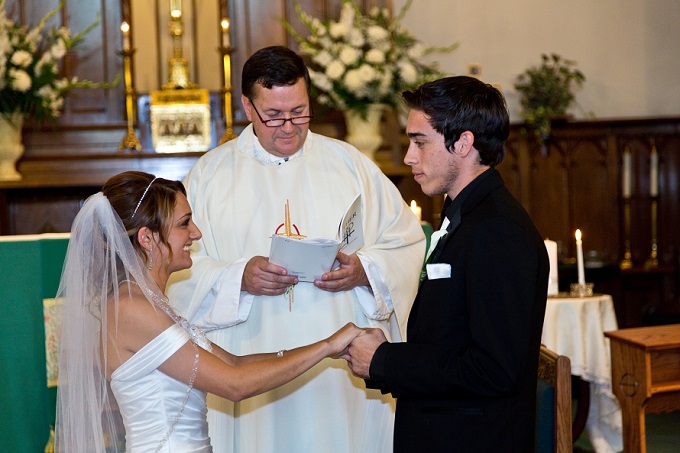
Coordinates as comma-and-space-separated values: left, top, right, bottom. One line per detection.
394, 0, 680, 122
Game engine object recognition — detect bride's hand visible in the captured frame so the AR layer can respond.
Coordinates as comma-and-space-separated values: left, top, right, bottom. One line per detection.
326, 323, 362, 359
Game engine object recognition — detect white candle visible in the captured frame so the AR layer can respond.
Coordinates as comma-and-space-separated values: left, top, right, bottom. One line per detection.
410, 200, 422, 222
170, 0, 182, 18
120, 22, 131, 51
575, 229, 585, 285
544, 239, 559, 296
220, 18, 231, 48
622, 149, 632, 198
650, 147, 659, 197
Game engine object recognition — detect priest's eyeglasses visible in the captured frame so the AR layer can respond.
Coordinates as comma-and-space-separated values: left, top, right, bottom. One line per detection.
249, 100, 314, 128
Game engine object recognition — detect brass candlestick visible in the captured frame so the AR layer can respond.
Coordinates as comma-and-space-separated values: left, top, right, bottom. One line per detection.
620, 197, 633, 270
645, 195, 659, 269
118, 48, 142, 153
163, 6, 196, 89
218, 36, 237, 144
645, 142, 659, 269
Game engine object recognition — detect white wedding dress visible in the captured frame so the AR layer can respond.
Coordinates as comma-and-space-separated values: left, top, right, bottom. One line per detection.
110, 324, 212, 452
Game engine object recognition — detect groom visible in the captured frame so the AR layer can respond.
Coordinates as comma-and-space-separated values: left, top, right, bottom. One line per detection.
347, 76, 549, 452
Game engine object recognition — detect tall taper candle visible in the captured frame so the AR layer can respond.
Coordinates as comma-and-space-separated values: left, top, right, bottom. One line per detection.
622, 148, 632, 198
650, 146, 659, 197
120, 22, 131, 51
575, 229, 585, 285
544, 239, 559, 296
410, 200, 422, 222
220, 18, 231, 48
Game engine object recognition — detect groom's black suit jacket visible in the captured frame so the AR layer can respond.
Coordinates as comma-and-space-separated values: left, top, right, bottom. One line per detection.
369, 169, 549, 453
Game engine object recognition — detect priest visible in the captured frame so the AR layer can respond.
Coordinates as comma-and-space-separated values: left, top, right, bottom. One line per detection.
167, 46, 425, 453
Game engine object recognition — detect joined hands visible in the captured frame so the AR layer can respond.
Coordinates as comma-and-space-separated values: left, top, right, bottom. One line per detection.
346, 328, 388, 379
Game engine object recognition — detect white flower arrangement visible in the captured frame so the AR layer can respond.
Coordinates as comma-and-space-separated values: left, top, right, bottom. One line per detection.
0, 0, 116, 123
284, 0, 458, 117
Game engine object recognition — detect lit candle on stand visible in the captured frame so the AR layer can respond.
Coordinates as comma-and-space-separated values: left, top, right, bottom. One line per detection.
170, 0, 182, 18
622, 148, 632, 198
650, 146, 659, 197
575, 229, 585, 285
220, 18, 231, 48
120, 22, 131, 51
410, 200, 422, 221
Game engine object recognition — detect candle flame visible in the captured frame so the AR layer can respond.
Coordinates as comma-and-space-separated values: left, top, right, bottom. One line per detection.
410, 200, 417, 210
575, 229, 582, 241
120, 22, 130, 33
221, 18, 230, 31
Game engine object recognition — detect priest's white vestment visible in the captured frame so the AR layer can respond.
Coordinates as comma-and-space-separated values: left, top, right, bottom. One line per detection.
167, 124, 425, 453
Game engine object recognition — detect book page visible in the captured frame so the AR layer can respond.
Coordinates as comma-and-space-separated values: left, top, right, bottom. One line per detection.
337, 193, 364, 255
269, 235, 340, 282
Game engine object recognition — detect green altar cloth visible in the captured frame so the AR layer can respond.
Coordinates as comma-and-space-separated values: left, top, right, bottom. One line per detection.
0, 234, 68, 453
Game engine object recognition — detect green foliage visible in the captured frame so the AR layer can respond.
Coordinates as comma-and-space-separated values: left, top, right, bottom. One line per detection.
514, 53, 585, 140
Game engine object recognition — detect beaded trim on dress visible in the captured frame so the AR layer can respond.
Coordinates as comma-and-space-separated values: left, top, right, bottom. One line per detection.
121, 280, 212, 452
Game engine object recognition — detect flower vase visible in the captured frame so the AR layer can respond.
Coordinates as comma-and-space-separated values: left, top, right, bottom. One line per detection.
344, 104, 385, 161
0, 114, 25, 181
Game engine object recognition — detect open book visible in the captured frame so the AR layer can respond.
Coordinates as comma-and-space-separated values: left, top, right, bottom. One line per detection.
268, 194, 364, 282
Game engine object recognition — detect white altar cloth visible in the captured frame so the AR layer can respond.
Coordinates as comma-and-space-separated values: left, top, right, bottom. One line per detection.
542, 294, 623, 453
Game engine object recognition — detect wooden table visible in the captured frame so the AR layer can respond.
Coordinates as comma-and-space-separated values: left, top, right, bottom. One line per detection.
605, 324, 680, 453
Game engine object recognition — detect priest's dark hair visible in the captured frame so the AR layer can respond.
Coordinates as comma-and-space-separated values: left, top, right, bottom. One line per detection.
402, 76, 509, 167
242, 46, 312, 100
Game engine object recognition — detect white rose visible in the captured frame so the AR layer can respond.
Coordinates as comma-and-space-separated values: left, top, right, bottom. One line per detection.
309, 69, 333, 92
10, 50, 33, 67
0, 33, 10, 55
51, 40, 67, 59
329, 22, 348, 39
357, 64, 377, 81
37, 85, 56, 100
9, 68, 32, 92
312, 50, 333, 68
343, 69, 365, 94
398, 60, 418, 85
325, 60, 346, 81
367, 25, 389, 43
339, 3, 355, 26
339, 46, 360, 66
54, 77, 70, 91
365, 49, 385, 65
318, 36, 333, 49
348, 29, 364, 47
26, 28, 41, 49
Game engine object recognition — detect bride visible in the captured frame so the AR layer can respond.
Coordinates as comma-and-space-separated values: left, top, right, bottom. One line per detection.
54, 171, 360, 452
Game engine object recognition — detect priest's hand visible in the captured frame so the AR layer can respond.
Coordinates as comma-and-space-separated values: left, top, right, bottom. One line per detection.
314, 252, 369, 292
242, 256, 298, 296
347, 328, 387, 379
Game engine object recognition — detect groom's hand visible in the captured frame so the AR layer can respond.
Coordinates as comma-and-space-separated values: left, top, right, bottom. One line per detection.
347, 328, 387, 379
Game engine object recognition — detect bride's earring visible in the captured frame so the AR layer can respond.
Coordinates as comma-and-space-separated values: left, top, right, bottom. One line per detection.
148, 245, 153, 270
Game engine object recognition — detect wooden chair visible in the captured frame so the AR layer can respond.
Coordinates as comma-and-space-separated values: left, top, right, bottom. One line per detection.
536, 344, 573, 453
